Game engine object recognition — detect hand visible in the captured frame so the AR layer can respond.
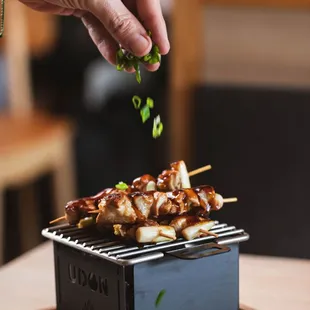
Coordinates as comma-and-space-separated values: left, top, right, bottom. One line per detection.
19, 0, 170, 71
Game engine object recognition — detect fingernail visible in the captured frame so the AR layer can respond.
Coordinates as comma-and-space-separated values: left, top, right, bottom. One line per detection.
129, 34, 151, 57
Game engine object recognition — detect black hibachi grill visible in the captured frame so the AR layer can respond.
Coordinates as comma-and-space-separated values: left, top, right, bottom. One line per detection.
42, 222, 249, 310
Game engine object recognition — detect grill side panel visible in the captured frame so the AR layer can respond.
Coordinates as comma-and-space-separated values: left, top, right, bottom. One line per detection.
133, 244, 240, 310
53, 242, 125, 310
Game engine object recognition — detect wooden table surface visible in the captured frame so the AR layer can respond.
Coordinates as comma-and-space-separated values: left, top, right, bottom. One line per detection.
0, 241, 309, 310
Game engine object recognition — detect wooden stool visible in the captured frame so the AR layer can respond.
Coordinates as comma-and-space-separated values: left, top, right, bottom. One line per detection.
0, 113, 76, 265
0, 2, 76, 265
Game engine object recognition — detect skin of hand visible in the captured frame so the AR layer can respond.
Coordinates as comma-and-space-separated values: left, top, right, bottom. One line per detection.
19, 0, 170, 72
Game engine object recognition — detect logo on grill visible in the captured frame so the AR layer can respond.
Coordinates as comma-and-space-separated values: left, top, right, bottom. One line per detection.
82, 300, 94, 310
68, 263, 109, 296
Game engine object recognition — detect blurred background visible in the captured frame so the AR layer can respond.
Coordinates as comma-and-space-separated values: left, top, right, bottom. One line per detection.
1, 0, 310, 266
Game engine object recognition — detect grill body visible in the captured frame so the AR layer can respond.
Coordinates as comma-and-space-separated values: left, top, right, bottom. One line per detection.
54, 242, 239, 310
43, 222, 248, 310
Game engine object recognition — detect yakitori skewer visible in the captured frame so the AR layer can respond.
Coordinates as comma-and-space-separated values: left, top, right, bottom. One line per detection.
49, 160, 213, 225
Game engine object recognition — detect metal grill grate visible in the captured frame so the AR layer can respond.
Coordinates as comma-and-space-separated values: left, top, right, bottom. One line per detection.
42, 222, 249, 266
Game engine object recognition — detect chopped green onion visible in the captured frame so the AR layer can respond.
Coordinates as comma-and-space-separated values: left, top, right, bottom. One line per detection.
146, 97, 154, 108
147, 30, 152, 37
153, 45, 160, 54
140, 104, 150, 123
152, 115, 163, 139
143, 54, 152, 62
77, 217, 95, 229
116, 64, 124, 71
116, 48, 124, 59
116, 49, 125, 71
132, 96, 142, 109
155, 289, 166, 308
115, 182, 128, 190
134, 63, 141, 84
126, 53, 135, 60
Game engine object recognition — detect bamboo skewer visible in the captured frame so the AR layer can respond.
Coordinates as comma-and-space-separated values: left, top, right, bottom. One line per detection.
223, 197, 238, 203
188, 164, 212, 177
199, 229, 218, 238
49, 216, 66, 224
159, 231, 176, 240
87, 197, 238, 216
49, 197, 239, 223
89, 210, 101, 214
49, 163, 234, 225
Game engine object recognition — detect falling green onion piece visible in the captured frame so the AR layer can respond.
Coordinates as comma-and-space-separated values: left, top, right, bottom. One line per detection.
115, 182, 128, 190
155, 289, 166, 308
132, 96, 142, 109
140, 104, 150, 123
153, 115, 163, 139
146, 97, 154, 109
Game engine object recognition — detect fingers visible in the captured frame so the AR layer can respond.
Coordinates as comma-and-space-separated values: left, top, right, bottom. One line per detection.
81, 13, 118, 65
88, 0, 152, 57
136, 0, 170, 55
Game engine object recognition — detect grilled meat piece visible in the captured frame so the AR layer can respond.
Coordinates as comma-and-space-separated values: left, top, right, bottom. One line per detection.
136, 225, 176, 243
130, 192, 154, 220
181, 220, 216, 241
170, 160, 191, 189
113, 219, 159, 240
157, 169, 181, 191
97, 192, 137, 225
131, 174, 157, 192
169, 215, 202, 236
64, 188, 123, 225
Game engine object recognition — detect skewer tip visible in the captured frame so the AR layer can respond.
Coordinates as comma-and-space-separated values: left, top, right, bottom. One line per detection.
49, 216, 66, 224
223, 197, 238, 203
188, 164, 212, 177
199, 229, 218, 238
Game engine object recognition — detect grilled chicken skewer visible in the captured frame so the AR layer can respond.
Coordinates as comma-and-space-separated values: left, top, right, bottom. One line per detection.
114, 215, 216, 243
170, 215, 218, 240
130, 160, 211, 192
51, 188, 121, 226
50, 160, 211, 225
94, 185, 220, 226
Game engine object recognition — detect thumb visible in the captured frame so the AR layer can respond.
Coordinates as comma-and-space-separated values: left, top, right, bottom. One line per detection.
88, 0, 152, 57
